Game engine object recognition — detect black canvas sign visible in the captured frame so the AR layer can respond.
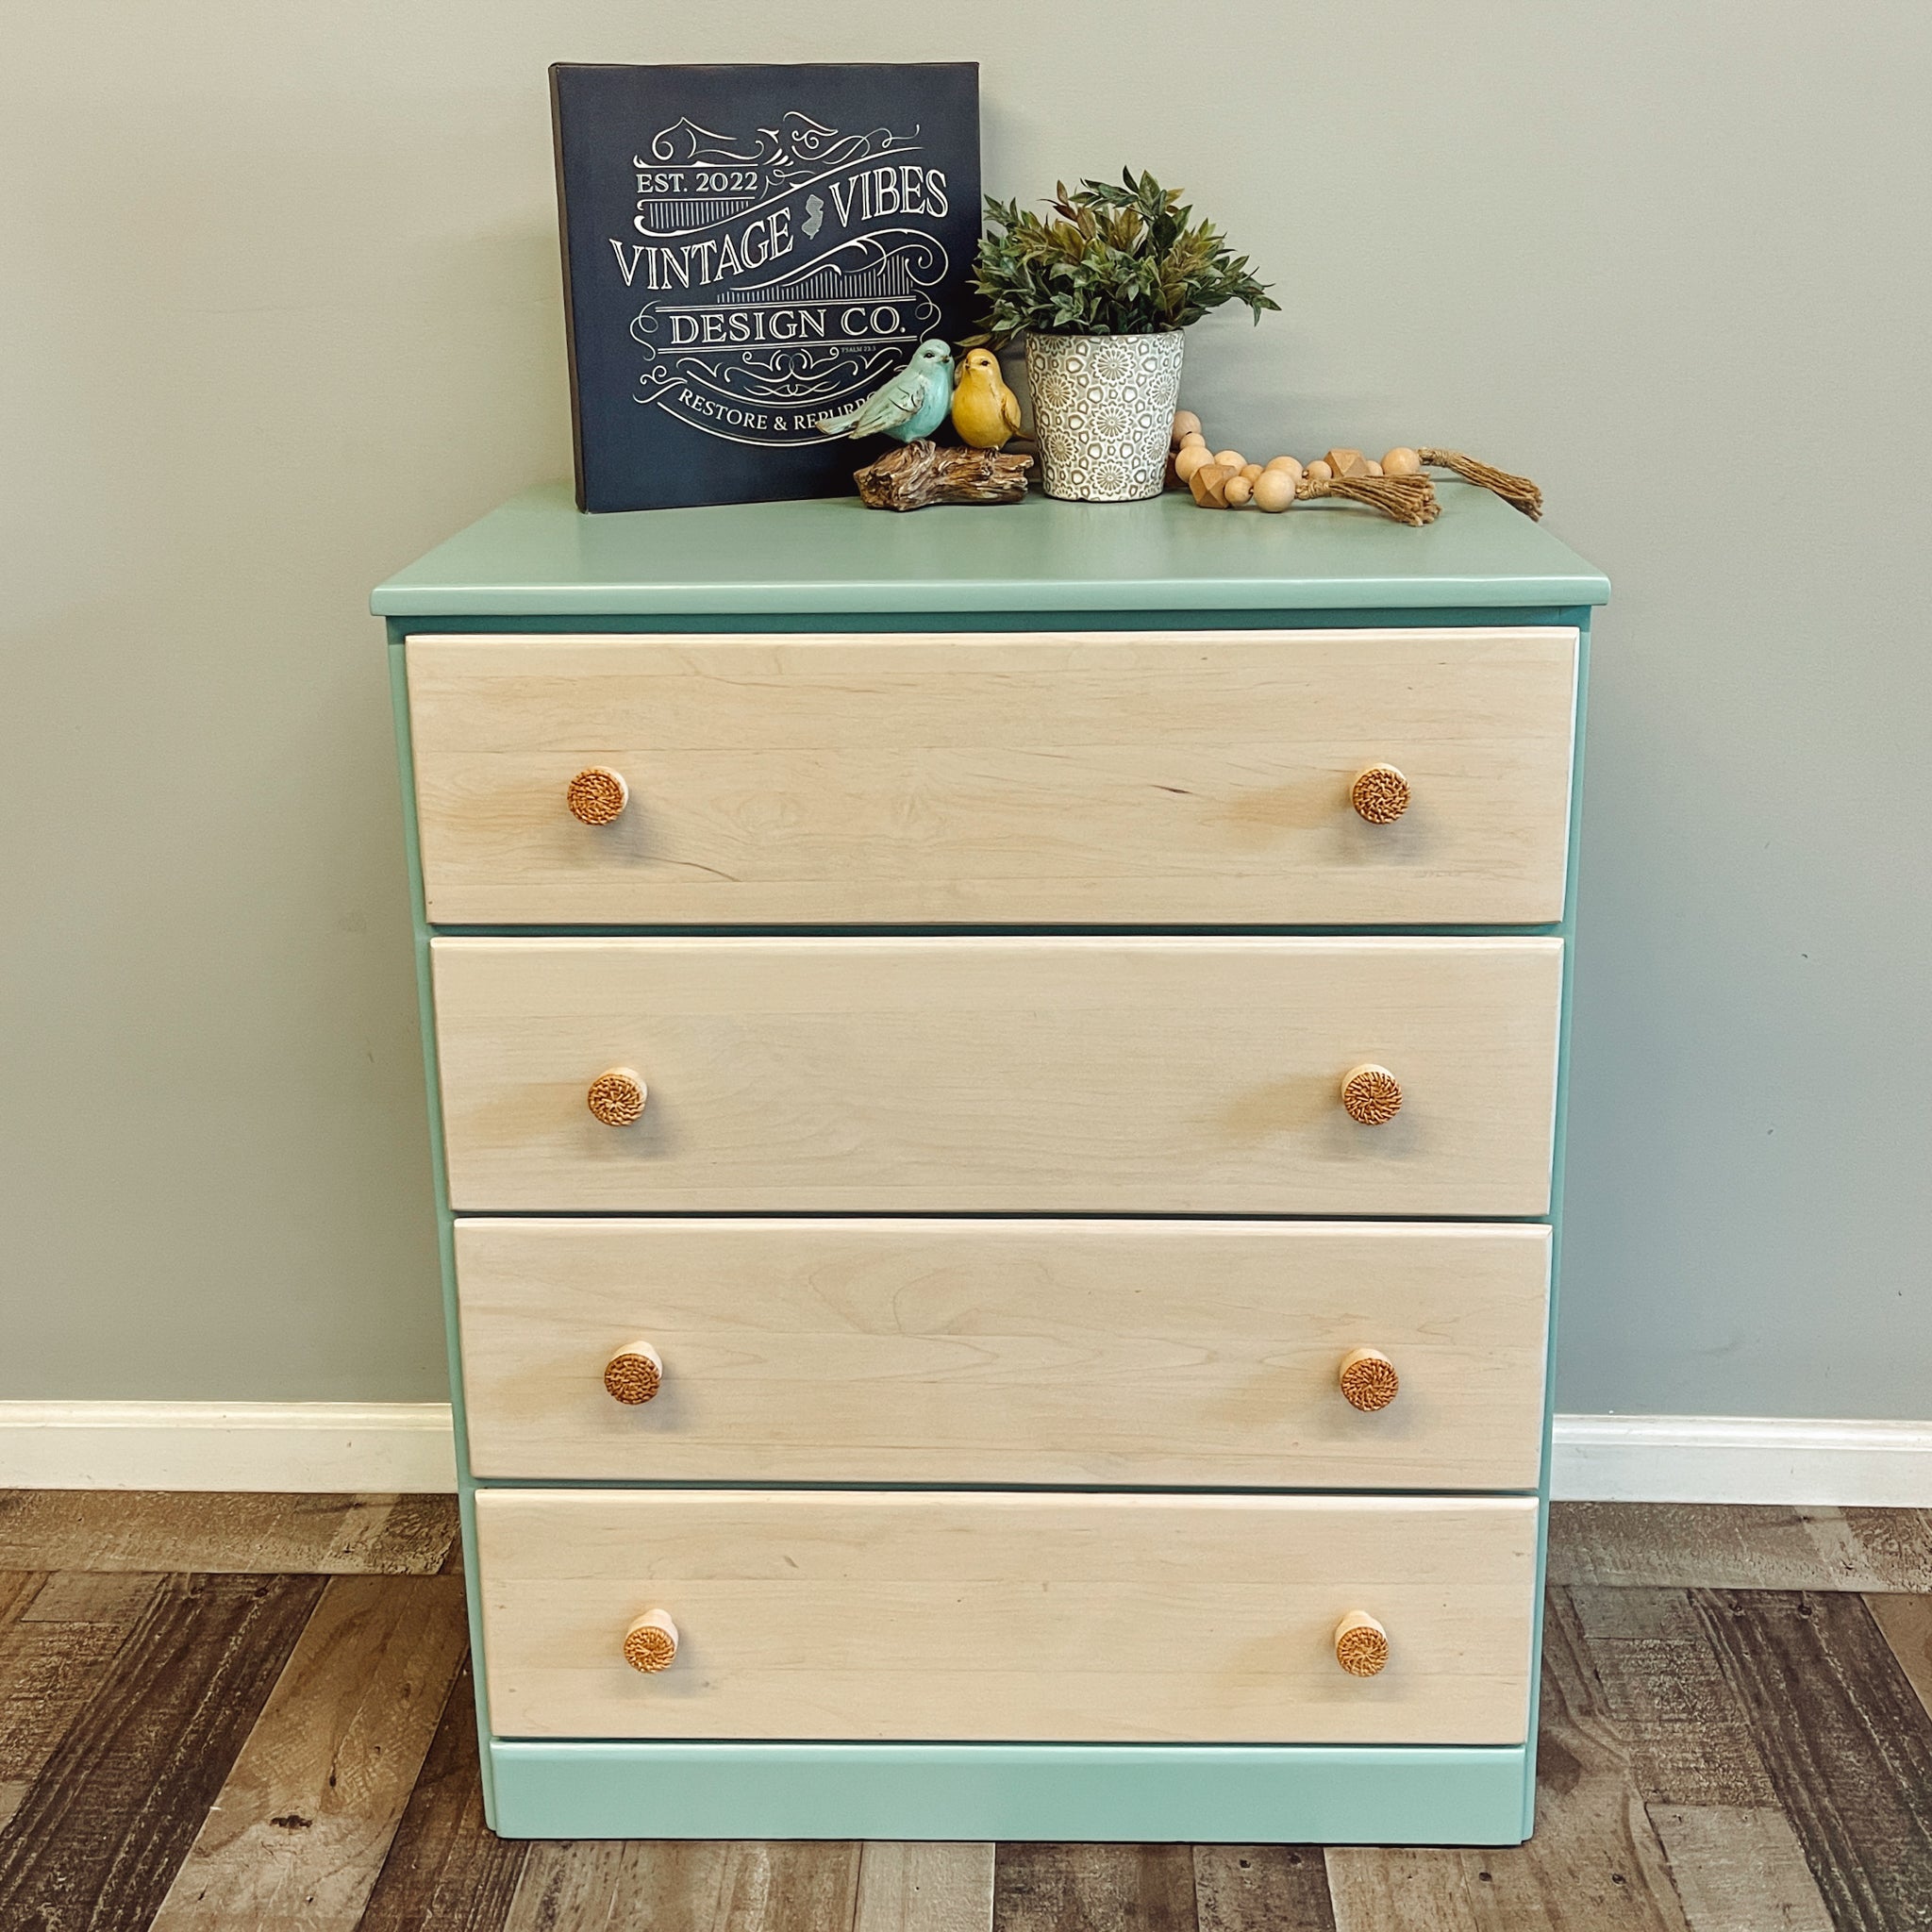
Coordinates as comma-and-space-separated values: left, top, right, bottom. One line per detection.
550, 62, 981, 512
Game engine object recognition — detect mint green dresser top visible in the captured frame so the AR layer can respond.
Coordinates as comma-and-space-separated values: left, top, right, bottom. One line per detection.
372, 478, 1609, 619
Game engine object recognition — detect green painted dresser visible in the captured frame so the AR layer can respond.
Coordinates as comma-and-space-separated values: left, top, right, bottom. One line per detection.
374, 478, 1609, 1842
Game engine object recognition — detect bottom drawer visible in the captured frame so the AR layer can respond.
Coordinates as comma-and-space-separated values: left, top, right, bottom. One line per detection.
475, 1489, 1539, 1745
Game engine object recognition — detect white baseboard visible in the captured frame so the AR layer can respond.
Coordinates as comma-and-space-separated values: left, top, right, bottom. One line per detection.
1551, 1413, 1932, 1506
0, 1403, 1926, 1505
0, 1401, 457, 1492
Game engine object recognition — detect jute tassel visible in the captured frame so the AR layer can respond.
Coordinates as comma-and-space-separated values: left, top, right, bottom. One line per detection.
1296, 471, 1440, 525
1418, 448, 1543, 521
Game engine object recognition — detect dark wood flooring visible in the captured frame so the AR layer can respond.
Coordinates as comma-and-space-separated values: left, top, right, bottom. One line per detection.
0, 1493, 1925, 1929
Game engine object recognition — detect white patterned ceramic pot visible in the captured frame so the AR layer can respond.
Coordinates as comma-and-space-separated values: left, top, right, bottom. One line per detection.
1024, 331, 1186, 502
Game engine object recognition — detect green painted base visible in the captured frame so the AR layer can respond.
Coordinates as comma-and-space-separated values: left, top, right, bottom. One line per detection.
486, 1739, 1535, 1844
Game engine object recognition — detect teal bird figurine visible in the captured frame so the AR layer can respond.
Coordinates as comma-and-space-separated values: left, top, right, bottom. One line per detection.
815, 340, 955, 442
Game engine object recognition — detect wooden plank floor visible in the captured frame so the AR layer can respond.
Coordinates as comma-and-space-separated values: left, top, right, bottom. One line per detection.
0, 1495, 1924, 1929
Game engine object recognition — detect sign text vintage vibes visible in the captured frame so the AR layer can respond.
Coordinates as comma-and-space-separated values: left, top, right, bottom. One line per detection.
552, 68, 979, 504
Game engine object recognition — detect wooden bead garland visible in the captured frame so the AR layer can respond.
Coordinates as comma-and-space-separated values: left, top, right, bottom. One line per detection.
1165, 415, 1544, 524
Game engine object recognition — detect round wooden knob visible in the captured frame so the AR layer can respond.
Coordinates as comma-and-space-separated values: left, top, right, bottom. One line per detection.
1334, 1611, 1389, 1677
1339, 1347, 1400, 1412
1351, 764, 1410, 824
567, 767, 629, 825
604, 1341, 663, 1406
1341, 1064, 1402, 1125
623, 1609, 679, 1674
587, 1068, 646, 1126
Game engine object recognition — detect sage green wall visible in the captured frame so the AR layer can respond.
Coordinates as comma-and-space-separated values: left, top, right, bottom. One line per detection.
5, 3, 1926, 1414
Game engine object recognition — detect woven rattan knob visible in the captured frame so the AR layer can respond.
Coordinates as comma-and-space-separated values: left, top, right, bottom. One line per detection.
1351, 764, 1410, 824
587, 1068, 647, 1126
1334, 1610, 1389, 1677
1339, 1347, 1400, 1412
604, 1341, 663, 1406
567, 767, 629, 825
1341, 1063, 1402, 1125
623, 1609, 679, 1674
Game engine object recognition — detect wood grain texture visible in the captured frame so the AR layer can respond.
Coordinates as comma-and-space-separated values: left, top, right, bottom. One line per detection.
995, 1842, 1197, 1932
405, 627, 1577, 926
1867, 1593, 1932, 1722
1564, 1586, 1778, 1808
431, 936, 1563, 1215
357, 1657, 529, 1931
1644, 1805, 1834, 1931
1548, 1503, 1932, 1593
148, 1572, 468, 1930
456, 1218, 1550, 1489
475, 1489, 1538, 1744
857, 1841, 994, 1932
0, 1572, 324, 1929
0, 1574, 44, 1628
503, 1838, 864, 1932
0, 1491, 458, 1576
0, 1570, 164, 1829
1192, 1845, 1336, 1931
0, 1572, 51, 1828
1326, 1589, 1692, 1931
1692, 1590, 1932, 1931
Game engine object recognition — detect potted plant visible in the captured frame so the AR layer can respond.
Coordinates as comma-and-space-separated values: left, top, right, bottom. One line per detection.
966, 170, 1276, 502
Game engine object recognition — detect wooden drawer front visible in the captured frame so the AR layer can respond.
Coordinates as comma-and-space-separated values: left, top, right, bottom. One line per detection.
406, 628, 1576, 925
475, 1489, 1538, 1744
457, 1219, 1550, 1489
431, 936, 1562, 1213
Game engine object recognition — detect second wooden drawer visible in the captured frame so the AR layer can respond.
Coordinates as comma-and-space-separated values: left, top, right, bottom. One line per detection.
456, 1218, 1550, 1489
430, 936, 1563, 1213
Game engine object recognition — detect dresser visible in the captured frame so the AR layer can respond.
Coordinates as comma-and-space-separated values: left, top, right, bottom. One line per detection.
375, 478, 1607, 1843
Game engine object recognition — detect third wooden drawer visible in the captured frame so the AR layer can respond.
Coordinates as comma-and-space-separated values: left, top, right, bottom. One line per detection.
430, 934, 1563, 1214
456, 1218, 1550, 1489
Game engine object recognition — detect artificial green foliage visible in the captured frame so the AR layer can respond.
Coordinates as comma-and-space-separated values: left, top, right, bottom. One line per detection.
964, 169, 1278, 345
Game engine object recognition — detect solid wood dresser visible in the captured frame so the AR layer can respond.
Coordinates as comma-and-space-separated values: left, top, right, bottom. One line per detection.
375, 478, 1608, 1843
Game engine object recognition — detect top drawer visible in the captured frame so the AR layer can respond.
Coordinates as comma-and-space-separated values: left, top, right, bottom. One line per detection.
405, 627, 1577, 926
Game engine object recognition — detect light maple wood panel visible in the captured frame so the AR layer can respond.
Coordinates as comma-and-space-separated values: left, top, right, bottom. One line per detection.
456, 1219, 1550, 1488
405, 628, 1577, 925
430, 936, 1562, 1213
474, 1489, 1539, 1745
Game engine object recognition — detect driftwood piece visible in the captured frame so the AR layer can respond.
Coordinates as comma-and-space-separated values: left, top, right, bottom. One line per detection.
854, 439, 1032, 510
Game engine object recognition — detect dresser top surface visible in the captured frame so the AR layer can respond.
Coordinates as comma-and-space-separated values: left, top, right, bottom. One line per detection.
372, 477, 1609, 619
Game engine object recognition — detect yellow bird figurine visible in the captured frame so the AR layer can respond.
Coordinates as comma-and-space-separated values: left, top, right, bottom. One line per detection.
950, 348, 1024, 449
